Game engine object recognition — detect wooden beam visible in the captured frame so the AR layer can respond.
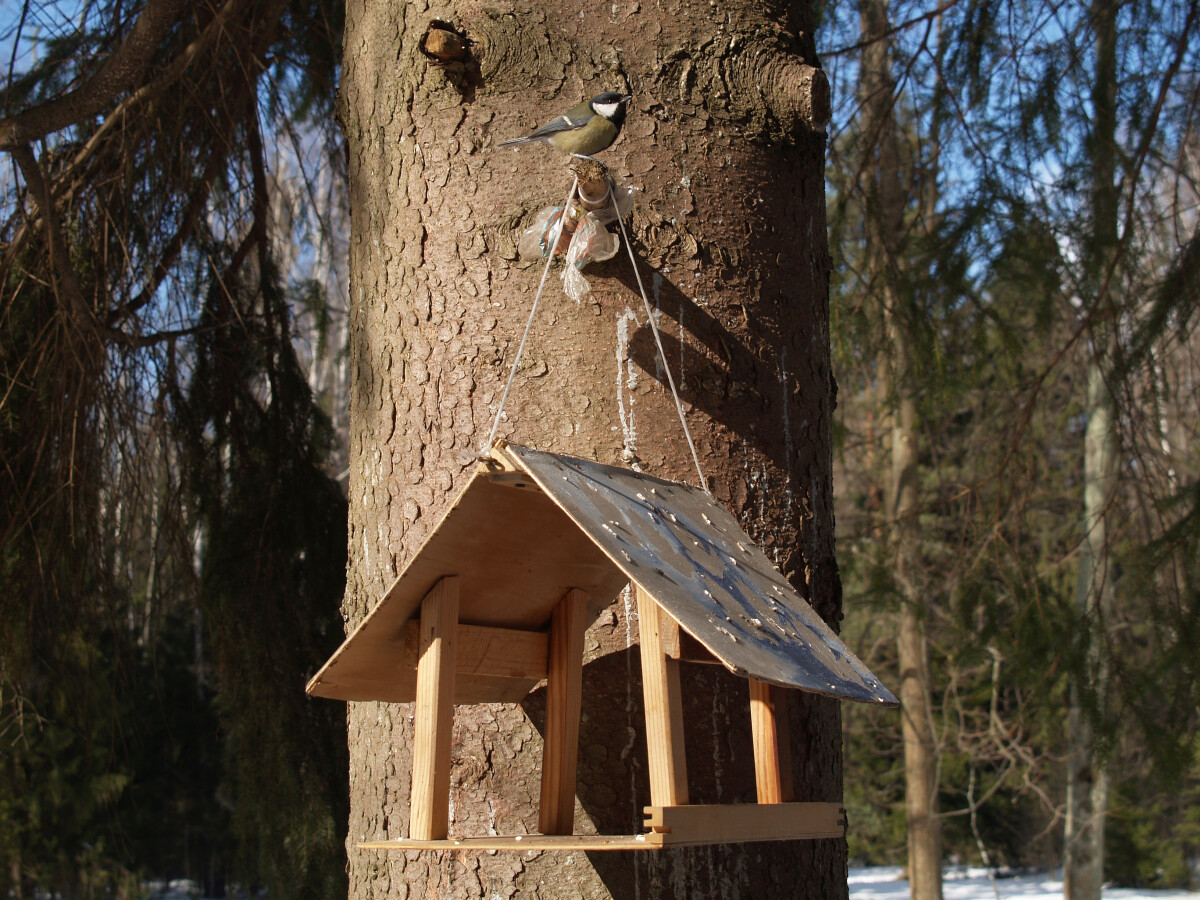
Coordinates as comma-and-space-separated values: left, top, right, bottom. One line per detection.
358, 802, 844, 851
360, 833, 660, 851
677, 629, 723, 665
636, 585, 688, 806
409, 576, 458, 841
749, 679, 794, 803
408, 620, 547, 680
539, 589, 588, 835
643, 802, 844, 846
359, 802, 845, 852
656, 614, 721, 665
309, 671, 539, 705
773, 685, 795, 802
659, 611, 679, 658
307, 621, 547, 704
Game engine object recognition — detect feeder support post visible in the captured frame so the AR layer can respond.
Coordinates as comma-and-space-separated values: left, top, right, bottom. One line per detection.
539, 588, 589, 834
749, 679, 795, 804
636, 585, 689, 806
410, 576, 459, 840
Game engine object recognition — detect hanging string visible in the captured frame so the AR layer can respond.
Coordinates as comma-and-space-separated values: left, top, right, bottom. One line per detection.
482, 176, 579, 453
607, 179, 709, 494
483, 172, 708, 496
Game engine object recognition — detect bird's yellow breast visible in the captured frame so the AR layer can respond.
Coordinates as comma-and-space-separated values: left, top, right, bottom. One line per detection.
546, 115, 619, 156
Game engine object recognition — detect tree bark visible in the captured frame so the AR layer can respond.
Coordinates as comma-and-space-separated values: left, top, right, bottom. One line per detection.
339, 0, 842, 896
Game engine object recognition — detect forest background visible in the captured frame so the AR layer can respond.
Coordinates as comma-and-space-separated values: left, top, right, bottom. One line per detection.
0, 0, 1197, 898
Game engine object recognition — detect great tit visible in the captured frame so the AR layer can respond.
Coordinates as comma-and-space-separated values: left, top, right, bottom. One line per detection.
498, 92, 632, 158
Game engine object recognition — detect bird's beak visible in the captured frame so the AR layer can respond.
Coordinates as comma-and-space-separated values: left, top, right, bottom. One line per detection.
620, 95, 632, 104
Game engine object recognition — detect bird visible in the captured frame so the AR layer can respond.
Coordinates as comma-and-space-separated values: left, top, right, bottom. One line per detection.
498, 92, 632, 158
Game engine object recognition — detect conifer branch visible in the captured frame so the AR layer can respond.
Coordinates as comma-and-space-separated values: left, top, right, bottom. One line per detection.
0, 0, 187, 150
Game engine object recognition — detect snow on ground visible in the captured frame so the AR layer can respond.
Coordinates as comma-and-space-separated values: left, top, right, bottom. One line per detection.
145, 868, 1199, 899
850, 867, 1200, 900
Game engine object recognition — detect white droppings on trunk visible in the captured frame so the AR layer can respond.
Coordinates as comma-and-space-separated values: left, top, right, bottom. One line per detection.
758, 464, 769, 536
710, 677, 726, 798
616, 307, 641, 468
741, 451, 770, 543
679, 299, 688, 391
378, 523, 394, 581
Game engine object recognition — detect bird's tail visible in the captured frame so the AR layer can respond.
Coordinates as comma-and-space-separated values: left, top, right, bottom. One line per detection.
497, 136, 539, 148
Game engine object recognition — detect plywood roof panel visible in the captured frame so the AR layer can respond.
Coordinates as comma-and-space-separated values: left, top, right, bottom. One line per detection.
307, 462, 629, 703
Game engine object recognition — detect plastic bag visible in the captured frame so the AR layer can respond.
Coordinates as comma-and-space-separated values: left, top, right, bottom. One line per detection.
516, 176, 635, 300
518, 206, 570, 260
561, 212, 621, 302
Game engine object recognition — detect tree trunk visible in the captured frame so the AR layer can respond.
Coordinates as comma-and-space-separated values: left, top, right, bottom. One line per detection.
857, 0, 943, 896
1063, 359, 1114, 900
339, 0, 842, 896
1064, 2, 1118, 893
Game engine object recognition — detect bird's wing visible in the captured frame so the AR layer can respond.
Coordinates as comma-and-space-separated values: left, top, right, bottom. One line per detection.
524, 107, 593, 139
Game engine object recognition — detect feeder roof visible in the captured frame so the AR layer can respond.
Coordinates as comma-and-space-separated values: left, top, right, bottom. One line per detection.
307, 443, 897, 708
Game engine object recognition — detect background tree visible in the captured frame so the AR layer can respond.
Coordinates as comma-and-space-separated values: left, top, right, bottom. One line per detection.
0, 1, 351, 895
827, 0, 1200, 890
851, 0, 944, 896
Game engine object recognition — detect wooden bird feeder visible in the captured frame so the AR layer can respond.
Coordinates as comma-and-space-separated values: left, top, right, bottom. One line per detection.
307, 442, 897, 851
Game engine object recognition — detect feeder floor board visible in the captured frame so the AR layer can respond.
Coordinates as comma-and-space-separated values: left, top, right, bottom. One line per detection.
643, 802, 845, 847
359, 835, 658, 852
358, 803, 845, 852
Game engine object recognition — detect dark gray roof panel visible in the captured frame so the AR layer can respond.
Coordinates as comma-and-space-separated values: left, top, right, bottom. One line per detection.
504, 444, 897, 706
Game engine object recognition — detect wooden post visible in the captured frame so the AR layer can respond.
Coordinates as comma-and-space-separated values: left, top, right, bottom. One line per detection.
749, 678, 795, 804
636, 585, 688, 806
409, 576, 459, 840
538, 589, 588, 834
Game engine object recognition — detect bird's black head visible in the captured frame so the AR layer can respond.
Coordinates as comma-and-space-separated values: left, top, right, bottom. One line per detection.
590, 92, 632, 128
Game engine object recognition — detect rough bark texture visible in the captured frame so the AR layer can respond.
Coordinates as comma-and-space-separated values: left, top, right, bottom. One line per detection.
339, 0, 843, 895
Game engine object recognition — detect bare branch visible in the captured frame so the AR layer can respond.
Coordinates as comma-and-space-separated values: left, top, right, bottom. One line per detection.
11, 143, 204, 350
4, 0, 32, 117
11, 143, 95, 328
824, 0, 964, 58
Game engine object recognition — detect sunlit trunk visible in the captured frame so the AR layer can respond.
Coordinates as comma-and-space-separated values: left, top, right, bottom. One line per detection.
340, 0, 843, 896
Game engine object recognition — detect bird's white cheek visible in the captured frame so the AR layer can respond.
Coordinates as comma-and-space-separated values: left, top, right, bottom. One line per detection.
593, 102, 620, 119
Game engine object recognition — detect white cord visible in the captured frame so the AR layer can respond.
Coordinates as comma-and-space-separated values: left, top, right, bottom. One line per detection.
483, 177, 580, 453
483, 173, 709, 495
607, 180, 709, 494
